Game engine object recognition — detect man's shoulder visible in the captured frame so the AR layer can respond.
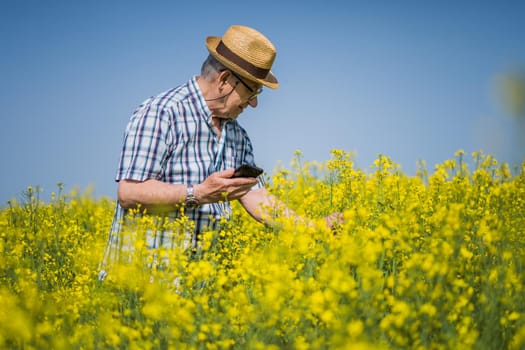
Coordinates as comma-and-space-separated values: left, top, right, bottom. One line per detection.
131, 77, 207, 123
147, 80, 194, 110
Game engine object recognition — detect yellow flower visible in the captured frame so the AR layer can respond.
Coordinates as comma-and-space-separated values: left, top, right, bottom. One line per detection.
347, 320, 364, 338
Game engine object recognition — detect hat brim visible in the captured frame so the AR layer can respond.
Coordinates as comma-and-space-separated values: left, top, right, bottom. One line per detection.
206, 36, 279, 89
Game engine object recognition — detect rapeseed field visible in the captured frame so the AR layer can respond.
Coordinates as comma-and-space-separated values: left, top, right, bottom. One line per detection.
1, 150, 524, 349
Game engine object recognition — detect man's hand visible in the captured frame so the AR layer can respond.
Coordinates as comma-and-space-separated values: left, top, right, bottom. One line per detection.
195, 169, 258, 204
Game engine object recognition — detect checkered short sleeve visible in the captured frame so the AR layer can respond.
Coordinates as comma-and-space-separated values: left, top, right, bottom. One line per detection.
116, 101, 173, 182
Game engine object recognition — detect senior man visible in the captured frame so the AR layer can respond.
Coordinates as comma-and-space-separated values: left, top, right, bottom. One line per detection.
100, 25, 338, 276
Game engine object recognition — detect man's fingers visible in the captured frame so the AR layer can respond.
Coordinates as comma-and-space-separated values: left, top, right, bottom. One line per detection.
228, 176, 258, 187
226, 185, 253, 198
217, 168, 235, 178
215, 169, 259, 184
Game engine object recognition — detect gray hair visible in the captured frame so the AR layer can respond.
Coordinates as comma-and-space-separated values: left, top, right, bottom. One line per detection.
201, 54, 227, 82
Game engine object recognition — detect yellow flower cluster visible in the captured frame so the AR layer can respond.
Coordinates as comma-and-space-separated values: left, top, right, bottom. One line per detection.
1, 151, 524, 349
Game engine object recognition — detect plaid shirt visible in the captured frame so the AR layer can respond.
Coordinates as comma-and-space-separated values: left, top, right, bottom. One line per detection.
100, 77, 261, 272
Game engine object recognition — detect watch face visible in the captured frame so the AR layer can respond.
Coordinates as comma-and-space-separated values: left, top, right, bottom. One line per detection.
185, 198, 199, 208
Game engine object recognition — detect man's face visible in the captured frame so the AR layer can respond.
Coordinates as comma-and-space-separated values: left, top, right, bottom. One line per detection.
214, 70, 263, 119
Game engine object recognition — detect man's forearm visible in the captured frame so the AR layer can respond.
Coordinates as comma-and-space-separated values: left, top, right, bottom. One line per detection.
117, 179, 187, 212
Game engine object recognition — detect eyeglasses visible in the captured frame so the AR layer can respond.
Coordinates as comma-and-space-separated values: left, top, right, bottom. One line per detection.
229, 70, 263, 101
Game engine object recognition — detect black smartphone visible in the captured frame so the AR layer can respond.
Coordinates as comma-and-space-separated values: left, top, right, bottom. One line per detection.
232, 164, 264, 178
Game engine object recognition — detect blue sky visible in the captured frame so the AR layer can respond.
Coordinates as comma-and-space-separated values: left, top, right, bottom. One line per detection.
1, 1, 524, 203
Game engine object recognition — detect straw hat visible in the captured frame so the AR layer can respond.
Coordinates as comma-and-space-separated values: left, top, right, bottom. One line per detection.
206, 25, 279, 89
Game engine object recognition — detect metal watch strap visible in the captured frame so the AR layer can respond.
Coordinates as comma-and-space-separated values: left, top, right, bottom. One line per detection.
185, 184, 199, 208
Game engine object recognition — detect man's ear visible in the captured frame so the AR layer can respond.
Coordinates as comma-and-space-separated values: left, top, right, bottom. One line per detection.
217, 70, 230, 88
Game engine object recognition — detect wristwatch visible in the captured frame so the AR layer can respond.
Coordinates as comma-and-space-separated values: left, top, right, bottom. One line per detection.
184, 185, 199, 208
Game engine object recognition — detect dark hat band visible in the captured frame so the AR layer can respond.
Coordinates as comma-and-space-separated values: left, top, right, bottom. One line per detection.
216, 41, 270, 79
